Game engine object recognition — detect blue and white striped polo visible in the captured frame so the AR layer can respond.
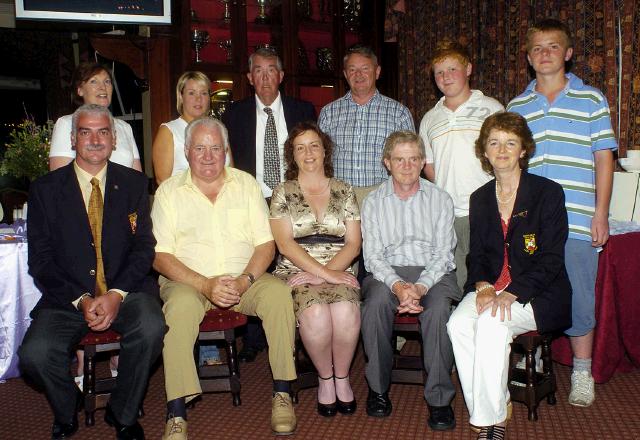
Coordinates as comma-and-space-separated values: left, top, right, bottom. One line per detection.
507, 73, 617, 241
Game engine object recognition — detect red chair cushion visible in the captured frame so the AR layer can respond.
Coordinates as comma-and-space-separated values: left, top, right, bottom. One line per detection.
394, 314, 419, 325
80, 329, 122, 345
199, 309, 248, 332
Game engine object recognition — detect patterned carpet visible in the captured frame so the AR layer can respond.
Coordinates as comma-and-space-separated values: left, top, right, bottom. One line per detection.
2, 341, 640, 439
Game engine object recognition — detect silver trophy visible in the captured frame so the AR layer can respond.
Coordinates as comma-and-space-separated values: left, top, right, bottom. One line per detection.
316, 47, 333, 72
191, 29, 210, 63
256, 0, 269, 24
220, 0, 232, 23
343, 0, 362, 31
218, 39, 233, 64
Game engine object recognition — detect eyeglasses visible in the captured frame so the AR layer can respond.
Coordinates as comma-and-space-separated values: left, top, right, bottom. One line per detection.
190, 145, 224, 155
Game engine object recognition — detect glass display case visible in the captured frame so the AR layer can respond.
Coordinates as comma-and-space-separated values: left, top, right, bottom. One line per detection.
180, 0, 378, 110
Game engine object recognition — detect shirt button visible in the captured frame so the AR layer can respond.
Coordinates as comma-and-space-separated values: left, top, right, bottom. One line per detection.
505, 243, 510, 247
89, 269, 96, 276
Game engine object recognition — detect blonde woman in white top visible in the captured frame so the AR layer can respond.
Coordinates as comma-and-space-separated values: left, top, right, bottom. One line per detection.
152, 71, 232, 184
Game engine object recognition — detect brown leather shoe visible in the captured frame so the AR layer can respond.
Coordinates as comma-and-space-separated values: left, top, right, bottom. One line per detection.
271, 392, 296, 435
162, 417, 187, 440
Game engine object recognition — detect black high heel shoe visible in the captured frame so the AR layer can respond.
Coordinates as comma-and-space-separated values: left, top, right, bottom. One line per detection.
317, 375, 337, 417
335, 375, 357, 415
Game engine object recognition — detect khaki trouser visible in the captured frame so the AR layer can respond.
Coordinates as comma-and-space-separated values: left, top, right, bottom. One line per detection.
160, 273, 296, 402
454, 216, 470, 292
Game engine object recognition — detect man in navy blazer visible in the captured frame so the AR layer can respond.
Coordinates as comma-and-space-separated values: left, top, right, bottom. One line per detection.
222, 48, 315, 361
223, 48, 316, 197
19, 104, 165, 440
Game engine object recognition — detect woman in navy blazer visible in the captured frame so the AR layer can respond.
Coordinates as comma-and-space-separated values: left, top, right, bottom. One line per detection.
447, 112, 572, 440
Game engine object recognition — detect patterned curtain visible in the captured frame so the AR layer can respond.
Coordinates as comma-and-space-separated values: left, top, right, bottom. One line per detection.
385, 0, 640, 154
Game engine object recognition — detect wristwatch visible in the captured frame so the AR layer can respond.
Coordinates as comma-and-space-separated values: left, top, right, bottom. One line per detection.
242, 272, 255, 286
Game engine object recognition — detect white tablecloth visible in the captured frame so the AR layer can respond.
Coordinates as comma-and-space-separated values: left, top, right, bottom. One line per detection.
0, 241, 41, 381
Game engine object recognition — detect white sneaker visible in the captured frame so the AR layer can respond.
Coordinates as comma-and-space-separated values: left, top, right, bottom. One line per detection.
569, 370, 595, 407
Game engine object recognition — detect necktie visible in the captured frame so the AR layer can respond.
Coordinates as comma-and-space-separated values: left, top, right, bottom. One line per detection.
263, 107, 280, 189
88, 178, 107, 297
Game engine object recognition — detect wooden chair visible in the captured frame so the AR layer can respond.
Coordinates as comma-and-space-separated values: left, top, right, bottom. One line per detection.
79, 329, 121, 426
391, 314, 424, 385
508, 331, 557, 421
194, 309, 247, 406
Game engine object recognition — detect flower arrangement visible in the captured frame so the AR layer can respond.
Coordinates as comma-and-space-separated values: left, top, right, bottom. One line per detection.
1, 118, 53, 182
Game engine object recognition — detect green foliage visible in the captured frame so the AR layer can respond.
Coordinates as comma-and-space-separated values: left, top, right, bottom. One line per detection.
1, 119, 53, 182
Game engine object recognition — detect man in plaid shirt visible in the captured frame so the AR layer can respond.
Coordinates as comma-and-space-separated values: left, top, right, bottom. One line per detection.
319, 45, 414, 188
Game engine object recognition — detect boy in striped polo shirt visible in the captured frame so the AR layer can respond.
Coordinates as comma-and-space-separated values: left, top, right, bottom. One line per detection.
508, 19, 616, 407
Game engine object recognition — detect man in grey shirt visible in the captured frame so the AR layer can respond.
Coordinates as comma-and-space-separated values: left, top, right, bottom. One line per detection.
360, 130, 461, 431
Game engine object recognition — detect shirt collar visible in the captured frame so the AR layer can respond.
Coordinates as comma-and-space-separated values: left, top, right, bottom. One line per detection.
181, 167, 234, 190
436, 89, 482, 113
344, 89, 380, 106
255, 92, 282, 113
73, 160, 107, 187
526, 72, 579, 96
380, 176, 428, 199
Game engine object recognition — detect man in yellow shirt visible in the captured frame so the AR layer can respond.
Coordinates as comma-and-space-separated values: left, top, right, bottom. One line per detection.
152, 117, 297, 438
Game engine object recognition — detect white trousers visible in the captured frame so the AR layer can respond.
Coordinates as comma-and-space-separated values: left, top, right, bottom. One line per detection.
447, 292, 536, 426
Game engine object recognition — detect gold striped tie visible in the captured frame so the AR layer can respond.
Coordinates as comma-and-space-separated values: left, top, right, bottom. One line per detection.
88, 178, 107, 297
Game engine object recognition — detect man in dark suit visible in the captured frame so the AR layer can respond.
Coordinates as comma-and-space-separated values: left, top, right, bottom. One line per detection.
223, 47, 316, 361
19, 104, 165, 440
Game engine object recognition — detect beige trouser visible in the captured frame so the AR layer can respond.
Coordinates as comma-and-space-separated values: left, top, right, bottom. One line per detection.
160, 273, 296, 402
454, 216, 470, 292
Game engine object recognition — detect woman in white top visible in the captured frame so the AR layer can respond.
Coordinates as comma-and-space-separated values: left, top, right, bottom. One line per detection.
49, 62, 142, 171
152, 71, 232, 184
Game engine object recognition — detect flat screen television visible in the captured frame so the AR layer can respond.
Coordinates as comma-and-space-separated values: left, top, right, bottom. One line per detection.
15, 0, 171, 25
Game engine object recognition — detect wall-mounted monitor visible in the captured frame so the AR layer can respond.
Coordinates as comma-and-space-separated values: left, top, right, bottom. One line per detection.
15, 0, 171, 25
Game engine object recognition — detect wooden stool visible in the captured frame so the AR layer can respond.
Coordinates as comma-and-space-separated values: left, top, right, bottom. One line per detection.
79, 329, 121, 426
391, 314, 424, 385
195, 309, 247, 406
508, 331, 557, 421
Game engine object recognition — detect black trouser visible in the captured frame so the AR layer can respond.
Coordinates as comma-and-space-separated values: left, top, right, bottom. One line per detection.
19, 293, 165, 425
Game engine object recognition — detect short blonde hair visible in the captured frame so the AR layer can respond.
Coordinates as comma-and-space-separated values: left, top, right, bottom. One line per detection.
176, 71, 211, 115
525, 19, 573, 52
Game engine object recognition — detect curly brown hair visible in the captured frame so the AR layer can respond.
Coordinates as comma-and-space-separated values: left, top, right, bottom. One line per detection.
475, 112, 536, 176
71, 62, 113, 107
284, 121, 334, 181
